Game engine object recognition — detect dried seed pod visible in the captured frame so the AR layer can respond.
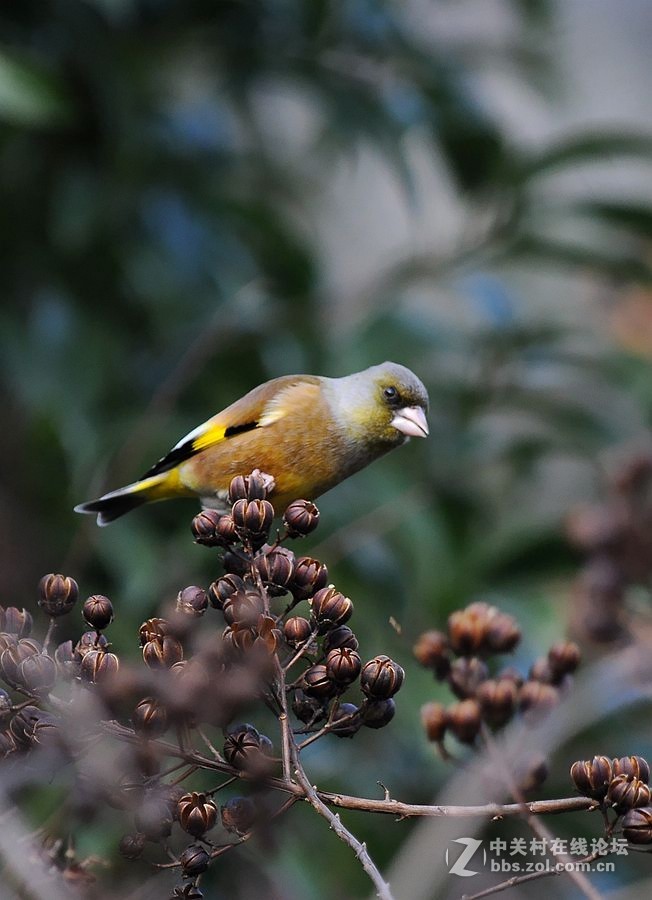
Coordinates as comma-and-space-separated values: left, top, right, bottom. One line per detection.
613, 756, 650, 783
232, 498, 274, 537
0, 731, 16, 757
413, 630, 451, 678
178, 792, 218, 837
0, 690, 11, 728
622, 806, 652, 844
476, 678, 518, 727
176, 586, 208, 618
17, 653, 56, 692
229, 470, 270, 503
448, 657, 489, 699
222, 589, 265, 628
291, 690, 326, 725
82, 595, 114, 630
421, 702, 448, 742
362, 699, 396, 730
284, 499, 320, 537
133, 697, 168, 737
222, 624, 256, 653
134, 794, 173, 841
448, 607, 489, 656
529, 657, 553, 683
80, 649, 119, 683
485, 612, 521, 653
222, 549, 249, 577
142, 635, 183, 669
221, 796, 257, 834
302, 664, 337, 699
0, 633, 17, 654
3, 607, 33, 639
179, 844, 210, 876
447, 699, 482, 744
360, 656, 404, 699
254, 547, 295, 593
38, 574, 79, 617
191, 509, 225, 547
139, 618, 169, 646
547, 641, 581, 682
172, 883, 203, 900
1, 638, 41, 686
518, 681, 559, 716
208, 574, 246, 610
290, 557, 329, 600
325, 647, 361, 684
323, 625, 359, 653
74, 631, 108, 664
608, 775, 651, 814
119, 833, 146, 860
310, 587, 353, 633
284, 616, 312, 647
10, 705, 57, 749
223, 724, 273, 774
330, 702, 362, 737
570, 756, 613, 799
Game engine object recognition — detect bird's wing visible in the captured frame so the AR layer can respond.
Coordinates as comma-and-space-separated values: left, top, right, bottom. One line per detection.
140, 375, 321, 478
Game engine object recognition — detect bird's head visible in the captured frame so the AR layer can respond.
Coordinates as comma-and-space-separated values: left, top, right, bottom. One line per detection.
330, 361, 429, 449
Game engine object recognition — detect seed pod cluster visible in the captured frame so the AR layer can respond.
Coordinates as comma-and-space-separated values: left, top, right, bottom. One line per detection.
415, 601, 581, 759
571, 754, 652, 822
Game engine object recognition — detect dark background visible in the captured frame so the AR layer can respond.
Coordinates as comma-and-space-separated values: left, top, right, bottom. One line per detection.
2, 1, 652, 897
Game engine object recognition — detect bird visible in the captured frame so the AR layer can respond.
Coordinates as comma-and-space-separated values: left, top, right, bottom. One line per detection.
74, 361, 429, 526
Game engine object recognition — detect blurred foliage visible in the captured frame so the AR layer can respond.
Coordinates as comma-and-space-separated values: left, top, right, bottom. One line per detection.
2, 0, 652, 897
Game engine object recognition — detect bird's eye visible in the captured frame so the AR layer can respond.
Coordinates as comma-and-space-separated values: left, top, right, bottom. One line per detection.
383, 386, 398, 401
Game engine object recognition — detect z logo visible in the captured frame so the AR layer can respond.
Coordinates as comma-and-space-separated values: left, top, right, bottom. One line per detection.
445, 837, 485, 877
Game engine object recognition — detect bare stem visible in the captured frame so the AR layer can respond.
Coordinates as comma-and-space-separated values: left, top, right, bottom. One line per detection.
461, 851, 606, 900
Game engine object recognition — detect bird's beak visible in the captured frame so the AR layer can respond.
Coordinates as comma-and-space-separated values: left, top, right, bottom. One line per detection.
391, 406, 429, 438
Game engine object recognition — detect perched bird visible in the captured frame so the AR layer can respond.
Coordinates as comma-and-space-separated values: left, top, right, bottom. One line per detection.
75, 361, 429, 526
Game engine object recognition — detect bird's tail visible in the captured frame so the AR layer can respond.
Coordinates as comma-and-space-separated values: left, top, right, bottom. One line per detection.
74, 469, 185, 526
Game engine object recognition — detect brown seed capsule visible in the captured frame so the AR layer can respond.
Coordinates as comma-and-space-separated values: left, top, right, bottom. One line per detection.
292, 689, 326, 725
176, 586, 208, 618
222, 624, 256, 653
139, 617, 169, 646
74, 631, 108, 665
420, 702, 448, 741
290, 557, 329, 600
622, 806, 652, 844
362, 699, 396, 730
135, 795, 173, 841
254, 547, 295, 593
570, 756, 613, 799
448, 608, 489, 656
38, 574, 79, 617
607, 774, 651, 813
284, 499, 320, 537
3, 607, 33, 638
142, 635, 183, 669
222, 549, 249, 577
208, 574, 246, 610
179, 843, 210, 876
529, 658, 553, 683
284, 616, 312, 647
133, 697, 168, 737
178, 792, 218, 837
232, 498, 274, 537
191, 509, 224, 546
447, 699, 482, 744
329, 702, 362, 737
360, 656, 405, 699
0, 633, 17, 654
0, 690, 11, 728
119, 833, 146, 860
518, 681, 559, 716
17, 653, 56, 692
82, 595, 114, 630
80, 649, 119, 683
0, 731, 16, 757
448, 657, 489, 699
413, 630, 451, 678
10, 705, 57, 749
547, 641, 581, 682
222, 589, 265, 627
613, 756, 650, 783
323, 625, 359, 653
326, 647, 361, 684
221, 796, 257, 834
223, 724, 273, 774
485, 612, 521, 653
215, 513, 239, 545
311, 587, 353, 633
303, 664, 337, 699
229, 470, 270, 503
1, 638, 41, 686
476, 678, 518, 727
254, 615, 281, 655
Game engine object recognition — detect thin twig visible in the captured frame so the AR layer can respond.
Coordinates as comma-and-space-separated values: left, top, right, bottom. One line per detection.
461, 851, 606, 900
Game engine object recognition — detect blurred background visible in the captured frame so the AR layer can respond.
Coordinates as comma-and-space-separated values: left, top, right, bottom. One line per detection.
2, 0, 652, 897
